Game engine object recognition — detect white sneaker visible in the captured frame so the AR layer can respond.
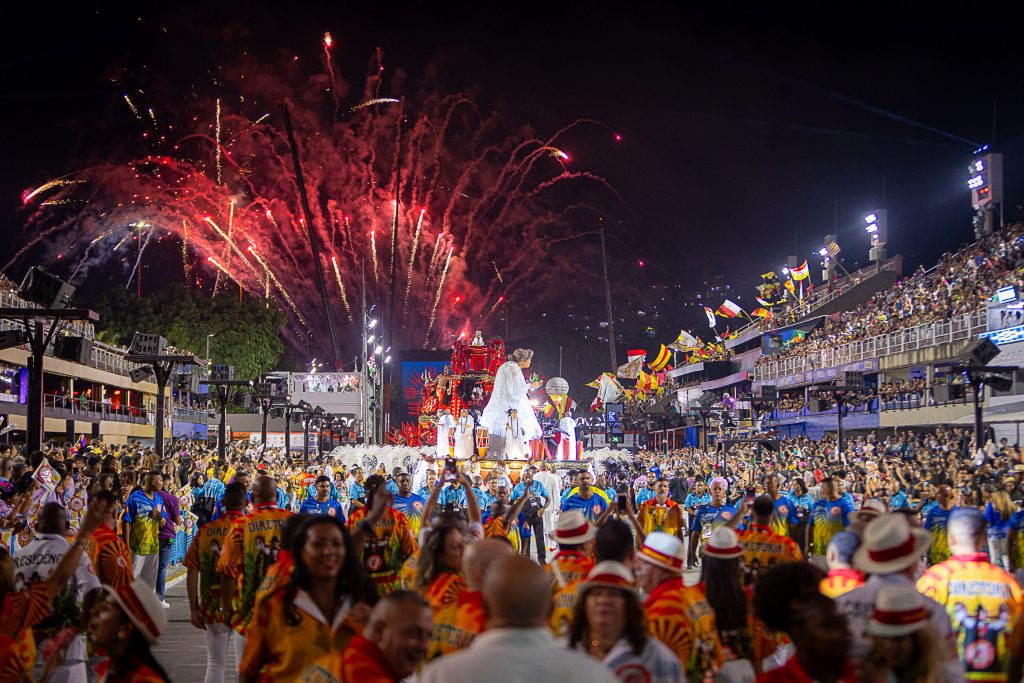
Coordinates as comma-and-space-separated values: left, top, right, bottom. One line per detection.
160, 600, 170, 608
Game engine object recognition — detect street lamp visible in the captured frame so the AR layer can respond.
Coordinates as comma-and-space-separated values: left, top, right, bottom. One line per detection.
205, 334, 215, 370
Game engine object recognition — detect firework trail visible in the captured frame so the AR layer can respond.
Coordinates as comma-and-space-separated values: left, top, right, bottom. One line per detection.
9, 40, 627, 358
330, 256, 353, 321
425, 246, 454, 344
401, 208, 426, 320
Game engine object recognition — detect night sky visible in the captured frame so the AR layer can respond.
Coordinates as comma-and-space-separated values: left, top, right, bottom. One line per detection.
4, 3, 1023, 363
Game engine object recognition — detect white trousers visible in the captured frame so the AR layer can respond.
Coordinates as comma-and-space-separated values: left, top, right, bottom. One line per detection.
132, 553, 159, 590
233, 632, 248, 673
203, 623, 244, 683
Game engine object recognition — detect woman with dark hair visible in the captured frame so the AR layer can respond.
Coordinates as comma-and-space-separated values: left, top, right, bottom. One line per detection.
240, 515, 377, 682
87, 579, 171, 682
415, 519, 469, 610
700, 527, 757, 679
347, 474, 418, 593
754, 562, 855, 683
566, 561, 682, 683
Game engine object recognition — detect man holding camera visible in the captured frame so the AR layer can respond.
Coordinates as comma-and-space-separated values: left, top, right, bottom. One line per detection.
512, 467, 550, 563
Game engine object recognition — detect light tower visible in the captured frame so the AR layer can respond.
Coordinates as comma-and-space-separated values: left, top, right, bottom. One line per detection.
864, 210, 887, 264
969, 147, 1003, 239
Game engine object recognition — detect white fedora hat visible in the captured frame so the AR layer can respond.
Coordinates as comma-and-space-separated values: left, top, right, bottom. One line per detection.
850, 499, 887, 524
704, 527, 743, 560
868, 584, 929, 637
853, 512, 930, 575
638, 531, 686, 574
552, 510, 596, 545
102, 579, 167, 644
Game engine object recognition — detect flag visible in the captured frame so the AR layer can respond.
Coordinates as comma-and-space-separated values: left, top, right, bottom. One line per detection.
716, 299, 743, 319
668, 330, 700, 351
825, 238, 841, 259
626, 349, 646, 362
756, 296, 772, 308
752, 307, 773, 320
616, 357, 643, 379
636, 371, 654, 392
33, 458, 59, 494
649, 344, 671, 372
791, 260, 810, 281
590, 372, 623, 411
784, 279, 796, 295
703, 306, 717, 328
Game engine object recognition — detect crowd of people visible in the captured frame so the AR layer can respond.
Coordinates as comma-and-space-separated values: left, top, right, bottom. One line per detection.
3, 422, 1024, 681
755, 224, 1024, 369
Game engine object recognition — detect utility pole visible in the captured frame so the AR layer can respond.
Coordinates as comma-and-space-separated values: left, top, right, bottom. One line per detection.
599, 222, 618, 371
280, 103, 340, 368
0, 268, 97, 454
125, 333, 202, 457
200, 365, 252, 461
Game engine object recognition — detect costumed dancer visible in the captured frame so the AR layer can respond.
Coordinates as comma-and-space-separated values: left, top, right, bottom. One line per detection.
502, 409, 530, 460
453, 409, 476, 460
435, 409, 455, 460
557, 414, 578, 460
479, 348, 542, 458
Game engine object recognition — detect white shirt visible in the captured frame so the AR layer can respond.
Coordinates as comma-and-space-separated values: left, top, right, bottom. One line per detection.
836, 573, 965, 683
12, 532, 100, 601
566, 636, 685, 683
419, 627, 620, 683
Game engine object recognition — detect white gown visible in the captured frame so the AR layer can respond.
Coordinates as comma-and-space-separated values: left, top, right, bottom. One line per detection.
453, 416, 476, 460
436, 413, 455, 459
502, 417, 530, 460
480, 361, 542, 440
558, 417, 577, 460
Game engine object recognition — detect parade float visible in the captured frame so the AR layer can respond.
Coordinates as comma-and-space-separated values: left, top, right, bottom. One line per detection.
329, 332, 586, 482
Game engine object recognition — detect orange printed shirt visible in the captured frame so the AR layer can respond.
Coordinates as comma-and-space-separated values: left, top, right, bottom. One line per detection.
86, 523, 134, 589
347, 507, 417, 593
737, 524, 803, 587
217, 503, 292, 635
819, 568, 866, 599
483, 515, 520, 553
184, 510, 242, 624
429, 589, 485, 661
0, 583, 51, 683
547, 550, 595, 637
637, 499, 685, 537
917, 553, 1024, 683
241, 586, 365, 683
644, 578, 724, 680
299, 634, 400, 683
255, 550, 294, 609
424, 571, 468, 612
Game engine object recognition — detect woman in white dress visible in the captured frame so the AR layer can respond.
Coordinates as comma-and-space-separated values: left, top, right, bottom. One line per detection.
480, 348, 542, 457
453, 408, 476, 460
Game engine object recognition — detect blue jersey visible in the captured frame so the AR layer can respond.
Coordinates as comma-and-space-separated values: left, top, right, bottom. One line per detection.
299, 496, 346, 520
985, 502, 1012, 539
561, 491, 609, 523
391, 492, 427, 531
415, 486, 433, 500
386, 480, 399, 494
889, 491, 910, 510
349, 482, 366, 502
512, 480, 549, 502
438, 485, 468, 509
636, 488, 656, 506
691, 503, 737, 539
684, 492, 711, 509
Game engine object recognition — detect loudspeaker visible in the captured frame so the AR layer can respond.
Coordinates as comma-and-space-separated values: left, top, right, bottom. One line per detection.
129, 333, 166, 356
18, 267, 74, 309
129, 366, 155, 383
961, 337, 1001, 367
836, 371, 864, 388
758, 385, 778, 400
55, 336, 92, 364
211, 364, 234, 381
0, 329, 27, 351
988, 371, 1015, 392
696, 392, 717, 409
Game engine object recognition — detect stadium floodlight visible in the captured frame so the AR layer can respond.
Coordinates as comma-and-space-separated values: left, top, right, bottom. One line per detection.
781, 267, 790, 275
384, 355, 392, 363
367, 335, 375, 345
818, 247, 828, 257
373, 345, 383, 355
367, 319, 378, 329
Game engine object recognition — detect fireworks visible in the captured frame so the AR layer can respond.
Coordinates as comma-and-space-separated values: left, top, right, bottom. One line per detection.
10, 41, 624, 358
